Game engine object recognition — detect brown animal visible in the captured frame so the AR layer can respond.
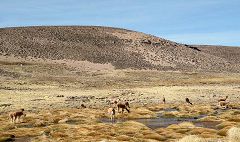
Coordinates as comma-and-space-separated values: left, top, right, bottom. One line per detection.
219, 101, 229, 109
218, 96, 228, 102
185, 98, 193, 105
163, 96, 166, 104
117, 101, 130, 113
9, 109, 26, 123
81, 104, 86, 108
107, 107, 116, 121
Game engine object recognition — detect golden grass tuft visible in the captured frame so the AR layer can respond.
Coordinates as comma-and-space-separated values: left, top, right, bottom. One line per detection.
174, 128, 191, 134
147, 104, 173, 111
115, 121, 149, 136
198, 116, 222, 122
115, 135, 131, 141
227, 127, 240, 142
155, 127, 184, 139
178, 135, 206, 142
227, 116, 240, 122
217, 126, 233, 136
219, 111, 240, 122
33, 119, 47, 127
167, 122, 195, 130
189, 127, 217, 137
163, 109, 200, 119
118, 121, 149, 130
0, 124, 16, 131
216, 121, 237, 130
178, 105, 213, 115
178, 122, 196, 128
144, 133, 167, 141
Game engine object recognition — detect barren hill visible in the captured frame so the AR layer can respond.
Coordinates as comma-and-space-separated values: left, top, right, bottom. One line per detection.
0, 26, 239, 72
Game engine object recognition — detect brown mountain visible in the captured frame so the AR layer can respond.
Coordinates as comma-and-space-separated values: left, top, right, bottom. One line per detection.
0, 26, 239, 72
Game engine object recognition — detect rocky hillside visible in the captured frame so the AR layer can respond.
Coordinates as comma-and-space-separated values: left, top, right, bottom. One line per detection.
0, 26, 239, 72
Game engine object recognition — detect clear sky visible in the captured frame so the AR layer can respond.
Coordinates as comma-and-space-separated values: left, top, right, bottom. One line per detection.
0, 0, 239, 46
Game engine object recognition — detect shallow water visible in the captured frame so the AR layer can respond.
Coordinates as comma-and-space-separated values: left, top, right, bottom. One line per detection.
136, 116, 200, 129
15, 137, 32, 142
194, 121, 220, 129
100, 110, 220, 129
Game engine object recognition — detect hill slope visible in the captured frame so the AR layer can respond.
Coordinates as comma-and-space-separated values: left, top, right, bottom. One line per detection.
0, 26, 239, 72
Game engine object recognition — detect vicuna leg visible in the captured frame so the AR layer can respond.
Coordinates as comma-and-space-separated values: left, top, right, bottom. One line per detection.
13, 115, 17, 123
121, 108, 124, 114
9, 114, 13, 123
17, 116, 22, 123
125, 108, 130, 113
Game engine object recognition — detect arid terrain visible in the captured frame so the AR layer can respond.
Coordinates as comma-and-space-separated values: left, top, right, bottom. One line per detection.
0, 26, 240, 142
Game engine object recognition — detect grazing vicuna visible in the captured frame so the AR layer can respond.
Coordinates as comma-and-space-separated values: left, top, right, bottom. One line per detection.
185, 98, 193, 105
218, 96, 228, 102
9, 109, 26, 123
117, 101, 130, 113
107, 107, 116, 121
81, 104, 86, 108
163, 96, 166, 104
219, 101, 229, 109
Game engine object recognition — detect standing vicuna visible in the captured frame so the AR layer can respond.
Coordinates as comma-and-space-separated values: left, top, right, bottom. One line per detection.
185, 98, 193, 105
217, 96, 230, 109
218, 96, 228, 102
117, 101, 130, 113
219, 101, 229, 109
9, 109, 26, 123
163, 96, 166, 104
107, 107, 116, 122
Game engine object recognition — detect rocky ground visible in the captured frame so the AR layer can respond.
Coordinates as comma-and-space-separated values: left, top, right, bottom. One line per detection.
1, 26, 240, 72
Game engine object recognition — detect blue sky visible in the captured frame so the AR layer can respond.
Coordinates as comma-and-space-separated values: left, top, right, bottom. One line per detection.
0, 0, 239, 46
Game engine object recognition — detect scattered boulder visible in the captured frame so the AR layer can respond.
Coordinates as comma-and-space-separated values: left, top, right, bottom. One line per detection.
141, 39, 151, 44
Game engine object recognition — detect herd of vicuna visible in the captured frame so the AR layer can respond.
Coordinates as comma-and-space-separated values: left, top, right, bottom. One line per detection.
107, 95, 230, 122
8, 95, 230, 123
